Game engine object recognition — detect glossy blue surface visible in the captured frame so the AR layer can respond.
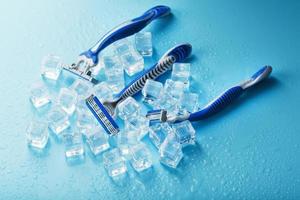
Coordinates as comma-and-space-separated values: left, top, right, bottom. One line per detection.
0, 0, 299, 199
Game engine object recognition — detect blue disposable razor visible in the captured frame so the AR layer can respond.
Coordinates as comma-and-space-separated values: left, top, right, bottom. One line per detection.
63, 5, 171, 84
86, 43, 192, 135
146, 66, 273, 123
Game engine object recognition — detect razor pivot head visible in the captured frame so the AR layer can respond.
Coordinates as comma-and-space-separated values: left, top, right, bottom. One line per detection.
146, 109, 191, 124
62, 55, 100, 84
86, 95, 120, 136
63, 65, 99, 84
146, 109, 168, 124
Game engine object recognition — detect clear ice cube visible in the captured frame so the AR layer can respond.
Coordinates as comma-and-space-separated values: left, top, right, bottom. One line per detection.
172, 120, 196, 146
103, 148, 127, 177
103, 55, 123, 77
130, 144, 152, 172
104, 57, 125, 94
26, 121, 49, 149
142, 79, 163, 107
159, 133, 183, 168
41, 54, 62, 81
86, 128, 110, 155
76, 109, 95, 135
120, 50, 144, 76
125, 115, 150, 140
76, 95, 89, 113
171, 63, 191, 85
135, 32, 153, 57
70, 79, 92, 97
64, 132, 84, 158
30, 82, 51, 109
47, 106, 70, 135
178, 92, 199, 114
113, 38, 135, 55
58, 88, 77, 115
149, 123, 174, 148
93, 82, 114, 102
106, 73, 125, 94
117, 130, 138, 156
156, 92, 179, 117
164, 79, 188, 99
117, 97, 141, 120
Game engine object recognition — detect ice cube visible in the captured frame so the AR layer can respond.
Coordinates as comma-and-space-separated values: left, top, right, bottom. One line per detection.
26, 120, 49, 149
76, 109, 95, 135
117, 130, 138, 156
159, 133, 183, 168
104, 57, 125, 94
75, 95, 89, 113
103, 148, 127, 177
86, 128, 110, 155
135, 32, 153, 57
178, 92, 199, 114
47, 106, 70, 135
113, 38, 135, 55
142, 79, 163, 107
156, 92, 179, 117
64, 132, 84, 158
149, 123, 174, 148
103, 55, 123, 77
41, 54, 62, 81
125, 115, 149, 140
70, 79, 92, 97
120, 50, 144, 76
117, 97, 141, 120
130, 144, 152, 172
106, 73, 125, 94
164, 79, 188, 99
30, 82, 51, 109
58, 88, 77, 115
172, 120, 196, 146
171, 63, 190, 86
93, 82, 114, 102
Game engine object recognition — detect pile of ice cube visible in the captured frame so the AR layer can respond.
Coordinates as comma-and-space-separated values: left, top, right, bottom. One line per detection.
27, 32, 198, 178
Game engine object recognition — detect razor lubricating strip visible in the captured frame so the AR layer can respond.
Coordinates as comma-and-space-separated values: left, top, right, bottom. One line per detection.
86, 95, 119, 135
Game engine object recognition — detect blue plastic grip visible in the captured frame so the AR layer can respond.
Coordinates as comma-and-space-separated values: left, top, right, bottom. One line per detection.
115, 43, 192, 99
188, 86, 244, 121
80, 5, 171, 65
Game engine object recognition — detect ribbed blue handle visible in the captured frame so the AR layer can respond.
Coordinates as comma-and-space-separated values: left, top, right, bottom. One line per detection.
188, 86, 244, 121
80, 5, 171, 65
115, 43, 192, 100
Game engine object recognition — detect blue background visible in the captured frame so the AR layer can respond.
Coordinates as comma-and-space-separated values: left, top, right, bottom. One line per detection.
0, 0, 299, 199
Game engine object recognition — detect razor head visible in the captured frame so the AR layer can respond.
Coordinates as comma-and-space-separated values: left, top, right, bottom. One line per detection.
63, 65, 99, 84
146, 109, 168, 124
86, 94, 120, 136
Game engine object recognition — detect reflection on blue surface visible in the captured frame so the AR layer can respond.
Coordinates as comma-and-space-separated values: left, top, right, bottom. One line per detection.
0, 0, 299, 199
